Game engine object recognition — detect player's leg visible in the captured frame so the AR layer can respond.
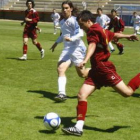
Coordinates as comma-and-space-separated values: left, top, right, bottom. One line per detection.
32, 38, 45, 59
54, 60, 71, 102
75, 66, 90, 78
113, 37, 124, 55
113, 73, 140, 97
19, 37, 28, 60
72, 46, 90, 78
62, 84, 96, 136
108, 42, 115, 53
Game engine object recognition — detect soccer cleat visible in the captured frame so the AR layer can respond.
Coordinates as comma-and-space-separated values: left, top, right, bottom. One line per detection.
62, 126, 83, 136
54, 94, 67, 102
118, 48, 124, 55
41, 49, 45, 59
110, 49, 115, 53
19, 55, 27, 60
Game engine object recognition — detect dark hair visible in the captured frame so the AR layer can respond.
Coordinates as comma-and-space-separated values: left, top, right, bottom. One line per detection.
61, 0, 78, 16
111, 9, 117, 13
97, 8, 102, 12
133, 12, 137, 14
77, 10, 94, 22
26, 0, 35, 8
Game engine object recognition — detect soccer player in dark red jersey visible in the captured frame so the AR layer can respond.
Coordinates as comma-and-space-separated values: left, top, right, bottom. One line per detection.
62, 10, 140, 136
19, 0, 44, 60
108, 9, 125, 54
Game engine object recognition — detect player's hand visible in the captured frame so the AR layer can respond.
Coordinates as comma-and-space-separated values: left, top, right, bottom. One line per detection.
78, 61, 87, 69
64, 37, 72, 41
21, 22, 24, 26
127, 35, 139, 41
50, 42, 58, 52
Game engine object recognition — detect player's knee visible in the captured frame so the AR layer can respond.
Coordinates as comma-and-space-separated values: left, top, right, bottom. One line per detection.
57, 67, 65, 75
33, 41, 37, 45
77, 92, 87, 100
24, 42, 27, 45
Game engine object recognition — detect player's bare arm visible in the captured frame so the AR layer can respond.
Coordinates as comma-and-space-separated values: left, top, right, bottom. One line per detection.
114, 33, 139, 41
25, 18, 32, 22
79, 43, 96, 69
50, 42, 58, 52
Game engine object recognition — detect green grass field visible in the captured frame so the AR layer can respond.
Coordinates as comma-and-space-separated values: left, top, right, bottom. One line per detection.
0, 20, 140, 140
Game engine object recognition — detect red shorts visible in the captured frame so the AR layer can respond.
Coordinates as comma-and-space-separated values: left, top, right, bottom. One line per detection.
23, 29, 37, 39
84, 61, 122, 89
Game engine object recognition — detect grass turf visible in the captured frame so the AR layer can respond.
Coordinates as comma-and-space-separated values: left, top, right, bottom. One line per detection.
0, 20, 140, 140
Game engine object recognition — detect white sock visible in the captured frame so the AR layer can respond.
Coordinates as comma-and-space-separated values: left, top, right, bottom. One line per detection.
108, 42, 115, 50
58, 76, 66, 95
75, 120, 84, 132
137, 31, 140, 35
23, 54, 27, 57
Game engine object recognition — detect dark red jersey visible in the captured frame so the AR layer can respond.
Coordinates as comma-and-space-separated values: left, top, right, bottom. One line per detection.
24, 8, 39, 32
87, 23, 114, 67
108, 16, 124, 32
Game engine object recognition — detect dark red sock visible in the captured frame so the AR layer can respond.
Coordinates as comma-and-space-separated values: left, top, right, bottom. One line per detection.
128, 73, 140, 91
23, 44, 27, 54
77, 101, 87, 121
36, 42, 42, 51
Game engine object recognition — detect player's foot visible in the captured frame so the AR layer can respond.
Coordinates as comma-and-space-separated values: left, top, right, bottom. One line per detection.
110, 49, 115, 53
54, 94, 67, 102
19, 55, 27, 60
118, 48, 124, 55
41, 49, 45, 59
62, 126, 83, 136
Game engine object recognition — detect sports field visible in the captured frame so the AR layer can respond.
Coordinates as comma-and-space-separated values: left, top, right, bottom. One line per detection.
0, 20, 140, 140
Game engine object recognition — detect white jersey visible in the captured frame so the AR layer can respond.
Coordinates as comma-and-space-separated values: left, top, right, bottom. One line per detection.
96, 14, 110, 29
131, 15, 140, 30
51, 12, 60, 24
56, 16, 86, 66
56, 16, 85, 49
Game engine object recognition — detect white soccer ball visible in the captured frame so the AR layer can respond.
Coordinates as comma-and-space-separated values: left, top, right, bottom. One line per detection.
44, 112, 61, 131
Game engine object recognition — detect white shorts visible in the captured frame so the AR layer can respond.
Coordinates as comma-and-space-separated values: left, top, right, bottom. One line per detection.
54, 21, 59, 26
58, 46, 86, 66
134, 25, 140, 31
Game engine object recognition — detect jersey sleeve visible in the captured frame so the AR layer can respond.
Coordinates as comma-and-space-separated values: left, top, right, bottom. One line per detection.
31, 11, 39, 23
119, 19, 125, 32
70, 19, 84, 42
87, 31, 99, 45
56, 34, 63, 43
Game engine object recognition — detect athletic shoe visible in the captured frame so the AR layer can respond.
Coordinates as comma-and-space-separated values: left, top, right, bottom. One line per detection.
41, 49, 45, 59
54, 94, 67, 102
110, 49, 115, 53
62, 126, 83, 136
19, 55, 27, 60
118, 48, 124, 55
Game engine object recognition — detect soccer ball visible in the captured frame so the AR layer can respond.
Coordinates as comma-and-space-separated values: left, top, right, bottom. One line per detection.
44, 112, 61, 131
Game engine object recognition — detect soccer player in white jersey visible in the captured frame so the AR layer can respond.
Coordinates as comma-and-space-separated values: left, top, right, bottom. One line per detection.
96, 8, 115, 53
131, 12, 140, 35
50, 1, 90, 102
51, 9, 60, 34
